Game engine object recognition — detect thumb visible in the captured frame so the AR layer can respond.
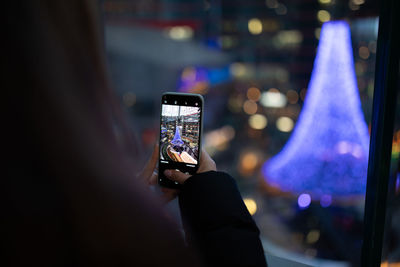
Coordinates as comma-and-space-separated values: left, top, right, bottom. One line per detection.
164, 169, 191, 184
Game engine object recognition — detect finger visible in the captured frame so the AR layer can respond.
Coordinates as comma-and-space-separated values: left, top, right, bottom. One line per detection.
164, 169, 191, 184
148, 170, 158, 185
140, 144, 159, 180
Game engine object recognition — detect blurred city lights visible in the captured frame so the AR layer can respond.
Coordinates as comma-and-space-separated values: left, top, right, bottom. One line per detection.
219, 35, 238, 49
204, 125, 235, 154
240, 151, 259, 175
122, 92, 136, 107
286, 90, 299, 104
358, 46, 370, 59
306, 230, 320, 244
352, 0, 365, 5
276, 116, 294, 132
317, 10, 331, 23
260, 89, 287, 108
262, 19, 280, 32
243, 100, 258, 115
247, 87, 261, 101
381, 262, 400, 267
249, 114, 268, 130
230, 62, 247, 78
348, 1, 360, 10
248, 18, 263, 35
166, 26, 194, 41
243, 198, 257, 215
273, 30, 303, 47
178, 67, 209, 94
318, 0, 331, 4
298, 193, 311, 209
320, 194, 332, 207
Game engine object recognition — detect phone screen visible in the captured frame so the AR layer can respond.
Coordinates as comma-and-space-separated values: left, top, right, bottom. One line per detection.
158, 93, 203, 188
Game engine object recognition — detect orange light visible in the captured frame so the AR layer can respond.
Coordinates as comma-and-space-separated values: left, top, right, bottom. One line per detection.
247, 87, 261, 101
243, 100, 258, 115
241, 152, 258, 172
243, 198, 257, 215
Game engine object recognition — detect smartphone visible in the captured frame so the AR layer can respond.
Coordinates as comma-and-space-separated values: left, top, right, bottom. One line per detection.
158, 92, 204, 189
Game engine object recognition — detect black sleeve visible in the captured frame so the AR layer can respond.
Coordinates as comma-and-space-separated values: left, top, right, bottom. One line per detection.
178, 171, 268, 267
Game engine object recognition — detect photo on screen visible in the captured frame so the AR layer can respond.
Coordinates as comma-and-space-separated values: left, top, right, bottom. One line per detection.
160, 104, 200, 164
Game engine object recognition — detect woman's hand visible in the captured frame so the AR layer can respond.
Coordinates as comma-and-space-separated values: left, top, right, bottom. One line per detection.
140, 145, 217, 202
164, 148, 217, 184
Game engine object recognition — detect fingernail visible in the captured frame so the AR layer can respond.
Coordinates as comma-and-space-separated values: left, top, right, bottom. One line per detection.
164, 170, 172, 177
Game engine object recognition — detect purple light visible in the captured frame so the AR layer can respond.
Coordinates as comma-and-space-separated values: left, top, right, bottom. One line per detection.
320, 195, 332, 207
171, 127, 184, 146
262, 21, 370, 199
298, 193, 312, 209
177, 66, 231, 93
177, 67, 209, 93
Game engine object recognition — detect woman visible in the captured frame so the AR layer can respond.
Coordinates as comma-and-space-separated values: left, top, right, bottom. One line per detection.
3, 1, 267, 266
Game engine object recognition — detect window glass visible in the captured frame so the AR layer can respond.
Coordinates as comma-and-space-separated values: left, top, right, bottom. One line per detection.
102, 0, 379, 265
381, 72, 400, 266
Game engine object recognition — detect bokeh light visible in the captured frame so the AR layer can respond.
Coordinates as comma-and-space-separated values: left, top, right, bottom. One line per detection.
243, 198, 257, 215
276, 116, 294, 132
359, 46, 370, 59
306, 230, 320, 244
286, 90, 299, 104
166, 26, 193, 40
230, 62, 247, 78
260, 89, 287, 108
320, 194, 332, 207
318, 0, 331, 4
317, 10, 331, 23
249, 114, 268, 130
298, 193, 312, 209
248, 18, 263, 35
240, 151, 259, 175
247, 87, 261, 101
243, 100, 258, 115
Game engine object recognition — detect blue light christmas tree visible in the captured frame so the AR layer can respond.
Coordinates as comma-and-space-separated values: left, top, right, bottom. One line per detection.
171, 126, 184, 146
262, 21, 370, 200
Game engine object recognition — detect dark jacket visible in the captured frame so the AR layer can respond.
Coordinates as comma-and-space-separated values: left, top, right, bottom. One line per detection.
180, 171, 267, 267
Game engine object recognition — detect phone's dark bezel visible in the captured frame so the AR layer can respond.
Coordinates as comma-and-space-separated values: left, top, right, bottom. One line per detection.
158, 92, 203, 189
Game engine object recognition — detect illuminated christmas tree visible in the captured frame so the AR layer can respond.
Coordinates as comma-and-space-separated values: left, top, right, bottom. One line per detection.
171, 126, 184, 146
262, 21, 370, 200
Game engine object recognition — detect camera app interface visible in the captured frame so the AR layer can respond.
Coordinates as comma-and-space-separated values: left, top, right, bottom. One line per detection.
160, 104, 200, 165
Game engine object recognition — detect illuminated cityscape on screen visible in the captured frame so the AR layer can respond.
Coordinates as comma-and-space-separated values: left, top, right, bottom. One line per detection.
262, 21, 370, 201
